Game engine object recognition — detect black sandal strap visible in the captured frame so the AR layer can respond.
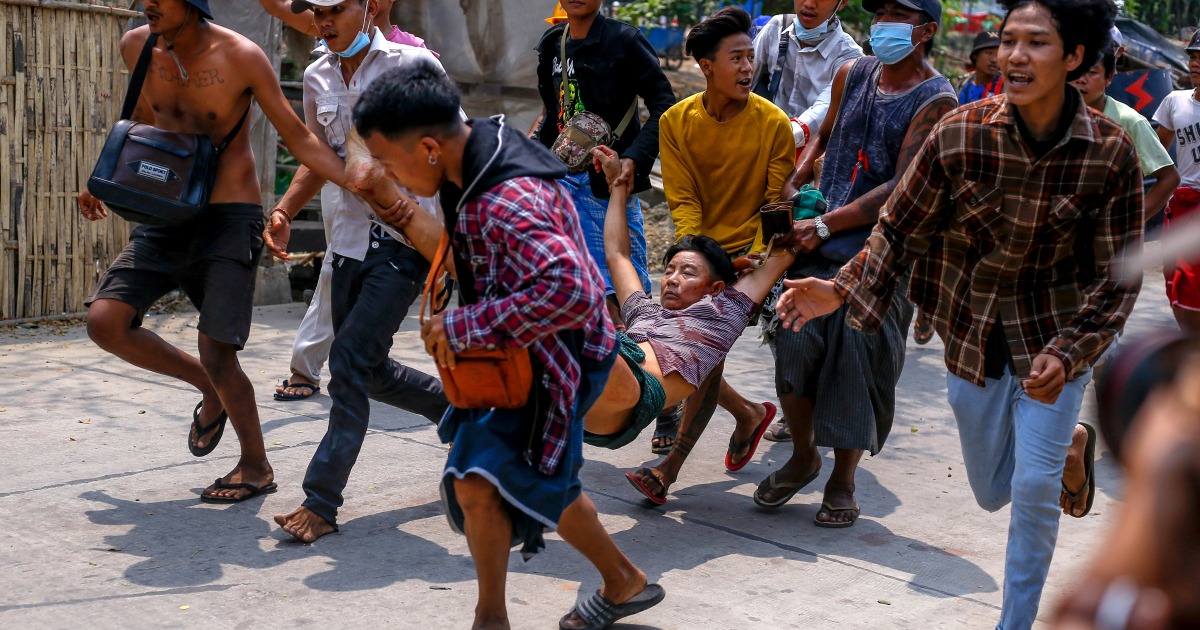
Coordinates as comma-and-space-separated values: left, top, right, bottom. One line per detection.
574, 592, 617, 627
192, 401, 226, 434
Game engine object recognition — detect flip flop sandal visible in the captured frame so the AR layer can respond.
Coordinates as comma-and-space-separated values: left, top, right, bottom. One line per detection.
814, 501, 860, 528
558, 584, 666, 630
651, 405, 681, 455
274, 379, 321, 401
913, 318, 934, 345
625, 468, 668, 505
725, 402, 776, 472
188, 401, 228, 458
1061, 422, 1098, 518
763, 421, 792, 443
200, 478, 279, 504
753, 469, 821, 508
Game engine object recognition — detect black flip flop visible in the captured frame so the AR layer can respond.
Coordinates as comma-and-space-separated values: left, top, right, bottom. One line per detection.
913, 318, 934, 345
1062, 422, 1097, 518
753, 469, 820, 509
558, 584, 666, 630
814, 501, 860, 528
274, 379, 320, 401
188, 401, 227, 458
200, 478, 278, 504
763, 421, 792, 443
651, 405, 681, 455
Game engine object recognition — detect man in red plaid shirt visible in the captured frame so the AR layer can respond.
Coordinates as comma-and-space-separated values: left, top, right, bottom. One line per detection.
354, 62, 665, 630
776, 1, 1139, 628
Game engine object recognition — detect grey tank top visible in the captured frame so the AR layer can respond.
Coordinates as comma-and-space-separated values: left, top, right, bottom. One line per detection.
820, 56, 955, 212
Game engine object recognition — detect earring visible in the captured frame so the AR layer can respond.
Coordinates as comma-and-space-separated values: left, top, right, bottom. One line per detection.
428, 154, 438, 165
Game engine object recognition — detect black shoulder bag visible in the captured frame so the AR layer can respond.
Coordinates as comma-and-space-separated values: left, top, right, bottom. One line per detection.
87, 34, 251, 227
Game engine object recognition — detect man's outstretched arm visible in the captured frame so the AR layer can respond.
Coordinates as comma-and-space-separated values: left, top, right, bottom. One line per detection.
243, 41, 348, 188
256, 0, 320, 36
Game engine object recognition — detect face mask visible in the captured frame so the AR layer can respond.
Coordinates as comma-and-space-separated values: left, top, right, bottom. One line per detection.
869, 22, 919, 65
322, 8, 372, 58
793, 16, 828, 41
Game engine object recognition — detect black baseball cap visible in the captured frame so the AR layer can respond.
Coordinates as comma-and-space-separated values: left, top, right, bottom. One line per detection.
1187, 29, 1200, 52
183, 0, 213, 19
971, 30, 1000, 54
861, 0, 942, 25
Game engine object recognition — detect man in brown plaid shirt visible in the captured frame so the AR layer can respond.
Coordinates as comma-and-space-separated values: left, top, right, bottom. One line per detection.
775, 1, 1139, 628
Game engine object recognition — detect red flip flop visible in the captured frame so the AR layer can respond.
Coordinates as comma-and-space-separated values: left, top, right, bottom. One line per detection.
725, 402, 776, 472
625, 468, 668, 505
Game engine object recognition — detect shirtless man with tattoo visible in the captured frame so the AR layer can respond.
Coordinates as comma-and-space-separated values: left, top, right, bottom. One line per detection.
77, 0, 385, 503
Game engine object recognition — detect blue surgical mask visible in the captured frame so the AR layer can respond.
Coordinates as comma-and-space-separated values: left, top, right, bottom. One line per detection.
793, 16, 828, 41
322, 9, 372, 58
869, 22, 918, 65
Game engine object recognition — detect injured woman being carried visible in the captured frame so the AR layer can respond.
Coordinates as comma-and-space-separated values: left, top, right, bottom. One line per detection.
583, 146, 796, 454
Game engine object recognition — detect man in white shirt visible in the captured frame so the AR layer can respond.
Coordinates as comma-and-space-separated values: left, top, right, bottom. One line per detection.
1152, 29, 1200, 334
261, 0, 451, 543
750, 0, 863, 153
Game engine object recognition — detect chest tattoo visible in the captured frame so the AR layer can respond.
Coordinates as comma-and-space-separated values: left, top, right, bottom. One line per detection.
153, 60, 226, 89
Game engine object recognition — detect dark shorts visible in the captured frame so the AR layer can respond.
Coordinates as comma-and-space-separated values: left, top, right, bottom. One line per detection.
85, 203, 265, 349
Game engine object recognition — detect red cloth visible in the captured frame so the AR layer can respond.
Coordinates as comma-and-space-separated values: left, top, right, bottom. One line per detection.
1165, 186, 1200, 311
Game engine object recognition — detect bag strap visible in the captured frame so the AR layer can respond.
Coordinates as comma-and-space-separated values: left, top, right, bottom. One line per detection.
119, 31, 250, 152
613, 98, 637, 139
121, 33, 159, 121
765, 15, 793, 101
419, 231, 451, 326
559, 28, 570, 123
217, 102, 252, 153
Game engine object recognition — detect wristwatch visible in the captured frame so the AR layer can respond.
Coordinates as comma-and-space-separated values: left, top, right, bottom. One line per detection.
813, 216, 831, 241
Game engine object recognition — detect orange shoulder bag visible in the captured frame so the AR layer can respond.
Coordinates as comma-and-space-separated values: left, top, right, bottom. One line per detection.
420, 232, 533, 409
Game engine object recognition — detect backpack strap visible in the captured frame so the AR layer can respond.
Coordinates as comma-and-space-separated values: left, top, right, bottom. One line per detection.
121, 33, 159, 121
765, 15, 793, 101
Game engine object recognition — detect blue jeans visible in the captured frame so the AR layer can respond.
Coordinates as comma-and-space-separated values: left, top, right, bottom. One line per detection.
946, 365, 1092, 630
561, 173, 652, 296
302, 239, 449, 526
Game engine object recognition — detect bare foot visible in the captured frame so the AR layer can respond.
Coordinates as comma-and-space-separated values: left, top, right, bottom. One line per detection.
1061, 424, 1090, 517
190, 394, 225, 451
202, 462, 274, 501
561, 568, 649, 628
274, 506, 337, 543
755, 446, 820, 504
275, 373, 318, 398
727, 403, 768, 467
814, 482, 859, 526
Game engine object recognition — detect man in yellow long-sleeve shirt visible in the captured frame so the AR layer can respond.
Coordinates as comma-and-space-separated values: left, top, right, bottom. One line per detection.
659, 14, 795, 255
628, 6, 795, 502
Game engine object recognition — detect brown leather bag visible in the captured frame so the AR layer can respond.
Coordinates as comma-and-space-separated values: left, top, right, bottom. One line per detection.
420, 232, 533, 409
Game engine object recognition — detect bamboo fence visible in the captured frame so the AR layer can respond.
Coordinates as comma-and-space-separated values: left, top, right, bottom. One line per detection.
1, 0, 139, 321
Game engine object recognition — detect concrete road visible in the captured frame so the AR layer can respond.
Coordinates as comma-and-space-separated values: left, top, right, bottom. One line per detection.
0, 261, 1177, 629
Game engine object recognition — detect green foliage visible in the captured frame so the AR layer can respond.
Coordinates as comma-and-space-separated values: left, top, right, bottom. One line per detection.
612, 0, 716, 27
1124, 0, 1198, 38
